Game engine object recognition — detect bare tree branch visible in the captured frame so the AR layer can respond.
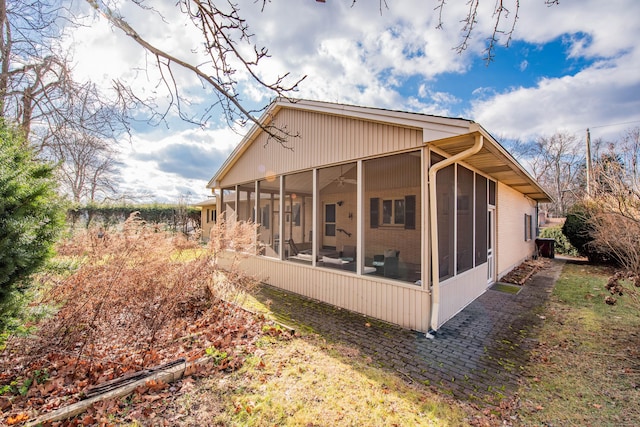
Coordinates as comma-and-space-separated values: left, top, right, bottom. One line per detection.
87, 0, 306, 146
434, 0, 557, 63
1, 0, 129, 153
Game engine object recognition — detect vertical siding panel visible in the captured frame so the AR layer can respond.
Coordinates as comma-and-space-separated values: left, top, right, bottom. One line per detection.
391, 286, 397, 323
404, 288, 411, 328
380, 284, 386, 320
387, 286, 393, 324
352, 278, 359, 313
347, 277, 353, 311
370, 281, 377, 318
362, 280, 368, 316
399, 287, 406, 327
398, 287, 404, 326
378, 282, 385, 320
369, 280, 376, 317
373, 281, 380, 319
414, 293, 420, 332
420, 292, 426, 330
392, 126, 398, 152
345, 276, 350, 310
420, 293, 428, 331
392, 287, 399, 325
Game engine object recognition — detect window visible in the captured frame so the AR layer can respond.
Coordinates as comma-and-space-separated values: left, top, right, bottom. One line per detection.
394, 199, 405, 225
206, 208, 217, 223
256, 179, 280, 258
404, 195, 416, 230
283, 171, 313, 260
382, 200, 392, 224
325, 203, 336, 236
524, 214, 533, 241
380, 198, 410, 225
221, 187, 237, 222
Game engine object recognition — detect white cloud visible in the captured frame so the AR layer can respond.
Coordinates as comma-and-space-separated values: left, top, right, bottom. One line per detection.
117, 126, 241, 202
469, 0, 640, 141
61, 0, 640, 200
470, 49, 640, 141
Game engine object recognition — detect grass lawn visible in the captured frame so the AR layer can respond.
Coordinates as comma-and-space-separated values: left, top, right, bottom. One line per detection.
5, 234, 640, 427
516, 261, 640, 426
163, 333, 478, 426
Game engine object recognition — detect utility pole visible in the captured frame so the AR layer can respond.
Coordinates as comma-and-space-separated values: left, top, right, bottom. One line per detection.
586, 128, 592, 197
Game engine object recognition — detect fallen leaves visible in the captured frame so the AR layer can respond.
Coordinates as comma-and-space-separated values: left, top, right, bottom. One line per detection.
6, 413, 29, 425
0, 220, 275, 424
500, 258, 551, 285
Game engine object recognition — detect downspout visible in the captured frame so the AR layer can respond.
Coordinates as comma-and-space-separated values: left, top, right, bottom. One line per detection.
428, 133, 484, 336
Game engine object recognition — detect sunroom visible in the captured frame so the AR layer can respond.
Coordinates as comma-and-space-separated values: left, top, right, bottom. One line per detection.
208, 99, 550, 333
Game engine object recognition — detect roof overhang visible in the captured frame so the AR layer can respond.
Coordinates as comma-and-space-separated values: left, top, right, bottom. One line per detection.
192, 197, 217, 207
207, 98, 552, 203
428, 125, 552, 203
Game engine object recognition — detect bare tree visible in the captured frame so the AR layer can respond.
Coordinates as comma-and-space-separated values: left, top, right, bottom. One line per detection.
1, 0, 130, 152
588, 164, 640, 306
569, 127, 640, 307
53, 131, 121, 203
619, 127, 640, 185
87, 0, 305, 146
525, 132, 584, 216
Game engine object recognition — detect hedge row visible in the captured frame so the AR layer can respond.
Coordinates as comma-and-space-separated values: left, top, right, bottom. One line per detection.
68, 205, 201, 231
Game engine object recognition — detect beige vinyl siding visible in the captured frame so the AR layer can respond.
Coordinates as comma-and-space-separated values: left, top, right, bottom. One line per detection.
496, 182, 537, 278
222, 254, 431, 331
220, 109, 424, 187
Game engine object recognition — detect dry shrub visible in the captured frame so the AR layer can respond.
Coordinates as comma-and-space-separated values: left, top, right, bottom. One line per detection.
207, 218, 261, 302
4, 213, 263, 371
0, 213, 272, 421
588, 189, 640, 308
54, 215, 206, 356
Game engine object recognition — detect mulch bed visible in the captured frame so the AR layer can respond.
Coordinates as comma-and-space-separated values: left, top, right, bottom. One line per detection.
499, 258, 552, 286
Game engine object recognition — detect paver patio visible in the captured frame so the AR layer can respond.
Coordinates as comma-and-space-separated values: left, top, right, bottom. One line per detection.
255, 259, 564, 404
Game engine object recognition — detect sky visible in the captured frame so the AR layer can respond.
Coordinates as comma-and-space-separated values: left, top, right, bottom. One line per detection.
66, 0, 640, 203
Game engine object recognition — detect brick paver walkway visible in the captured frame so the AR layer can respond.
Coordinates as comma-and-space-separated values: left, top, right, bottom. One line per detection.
255, 259, 564, 404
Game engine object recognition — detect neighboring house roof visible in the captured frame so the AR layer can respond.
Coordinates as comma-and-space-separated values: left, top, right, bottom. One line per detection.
192, 197, 217, 208
208, 98, 552, 203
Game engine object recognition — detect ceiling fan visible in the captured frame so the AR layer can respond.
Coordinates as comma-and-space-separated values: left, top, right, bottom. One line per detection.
336, 165, 357, 186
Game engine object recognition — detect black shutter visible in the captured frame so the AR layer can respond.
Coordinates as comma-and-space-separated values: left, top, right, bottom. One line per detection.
405, 195, 416, 229
370, 198, 379, 228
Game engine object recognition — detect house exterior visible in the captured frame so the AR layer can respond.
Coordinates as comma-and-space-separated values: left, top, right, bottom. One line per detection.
207, 99, 551, 333
193, 197, 217, 241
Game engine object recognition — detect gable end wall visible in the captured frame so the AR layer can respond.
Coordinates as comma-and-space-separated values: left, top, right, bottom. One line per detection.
220, 108, 429, 186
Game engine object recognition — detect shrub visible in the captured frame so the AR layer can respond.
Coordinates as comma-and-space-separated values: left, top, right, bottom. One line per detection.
0, 121, 65, 330
10, 213, 261, 369
539, 225, 580, 257
562, 202, 615, 264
